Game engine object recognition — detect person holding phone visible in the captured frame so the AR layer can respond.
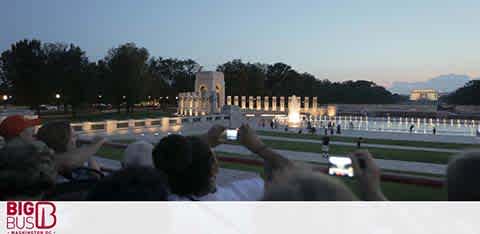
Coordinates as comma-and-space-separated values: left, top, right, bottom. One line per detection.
348, 150, 387, 201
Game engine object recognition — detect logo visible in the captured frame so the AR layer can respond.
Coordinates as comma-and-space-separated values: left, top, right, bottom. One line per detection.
5, 201, 57, 234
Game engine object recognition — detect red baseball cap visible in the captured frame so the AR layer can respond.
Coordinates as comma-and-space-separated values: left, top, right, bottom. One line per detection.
0, 115, 41, 139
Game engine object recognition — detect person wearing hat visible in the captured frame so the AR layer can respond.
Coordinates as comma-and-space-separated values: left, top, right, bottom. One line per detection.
0, 115, 41, 142
0, 115, 51, 154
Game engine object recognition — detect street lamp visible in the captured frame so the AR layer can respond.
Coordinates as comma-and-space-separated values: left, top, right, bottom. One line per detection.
3, 95, 8, 109
55, 93, 61, 110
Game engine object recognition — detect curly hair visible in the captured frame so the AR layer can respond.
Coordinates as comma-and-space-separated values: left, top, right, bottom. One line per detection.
36, 121, 72, 153
152, 135, 217, 197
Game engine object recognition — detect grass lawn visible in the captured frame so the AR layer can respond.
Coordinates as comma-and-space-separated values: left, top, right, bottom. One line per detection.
257, 130, 477, 150
96, 146, 125, 161
259, 139, 455, 164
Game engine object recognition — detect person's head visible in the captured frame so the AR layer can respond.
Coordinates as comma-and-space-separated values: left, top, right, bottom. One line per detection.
36, 121, 75, 153
122, 141, 154, 168
0, 143, 57, 200
152, 134, 218, 197
447, 151, 480, 201
87, 167, 168, 201
263, 168, 357, 201
0, 115, 41, 142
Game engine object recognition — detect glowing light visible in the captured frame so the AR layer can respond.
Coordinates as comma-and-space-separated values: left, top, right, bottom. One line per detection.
288, 95, 301, 128
55, 93, 61, 99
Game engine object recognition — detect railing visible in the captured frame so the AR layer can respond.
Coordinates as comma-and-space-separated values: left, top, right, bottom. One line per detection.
69, 114, 230, 135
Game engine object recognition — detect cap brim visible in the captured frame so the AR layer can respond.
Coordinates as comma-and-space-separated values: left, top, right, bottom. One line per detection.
25, 118, 41, 127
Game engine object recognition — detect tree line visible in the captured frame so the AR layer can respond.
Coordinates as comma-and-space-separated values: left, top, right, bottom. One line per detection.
0, 40, 198, 115
445, 80, 480, 105
1, 39, 409, 115
217, 59, 406, 104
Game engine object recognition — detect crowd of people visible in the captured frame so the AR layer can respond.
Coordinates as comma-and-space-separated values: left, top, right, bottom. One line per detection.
0, 114, 479, 201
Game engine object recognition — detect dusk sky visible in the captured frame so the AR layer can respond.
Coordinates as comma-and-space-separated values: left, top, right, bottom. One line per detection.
1, 0, 480, 86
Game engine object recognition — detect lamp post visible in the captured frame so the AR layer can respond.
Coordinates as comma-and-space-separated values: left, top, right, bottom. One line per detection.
3, 95, 8, 109
55, 93, 61, 111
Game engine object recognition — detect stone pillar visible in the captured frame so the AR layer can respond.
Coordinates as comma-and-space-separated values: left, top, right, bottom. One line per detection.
188, 93, 193, 116
192, 93, 202, 116
249, 96, 254, 110
280, 96, 285, 112
234, 96, 239, 106
304, 97, 310, 113
227, 96, 232, 105
264, 96, 269, 111
241, 96, 246, 109
272, 96, 277, 112
312, 97, 318, 117
257, 96, 262, 111
105, 120, 117, 134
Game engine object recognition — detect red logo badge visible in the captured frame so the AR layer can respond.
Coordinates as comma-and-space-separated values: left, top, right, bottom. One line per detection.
6, 201, 57, 232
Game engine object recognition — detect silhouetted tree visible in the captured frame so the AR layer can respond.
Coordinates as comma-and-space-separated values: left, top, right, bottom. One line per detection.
104, 43, 150, 113
447, 80, 480, 105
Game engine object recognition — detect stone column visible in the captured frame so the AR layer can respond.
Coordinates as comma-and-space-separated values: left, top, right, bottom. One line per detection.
227, 96, 232, 105
312, 97, 318, 117
241, 96, 246, 109
249, 96, 254, 110
304, 97, 310, 113
264, 96, 269, 111
280, 96, 285, 112
193, 93, 199, 116
272, 96, 277, 112
188, 93, 193, 116
255, 96, 261, 111
234, 96, 239, 106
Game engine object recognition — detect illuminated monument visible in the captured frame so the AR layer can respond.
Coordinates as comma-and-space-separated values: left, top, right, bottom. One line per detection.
410, 89, 439, 101
177, 71, 225, 116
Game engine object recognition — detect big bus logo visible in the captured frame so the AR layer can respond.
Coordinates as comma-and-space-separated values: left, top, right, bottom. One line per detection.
6, 201, 57, 231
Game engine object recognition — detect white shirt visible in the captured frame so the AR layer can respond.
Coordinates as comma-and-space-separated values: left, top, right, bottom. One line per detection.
168, 177, 264, 201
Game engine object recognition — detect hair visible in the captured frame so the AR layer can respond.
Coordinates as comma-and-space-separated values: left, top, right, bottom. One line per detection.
36, 121, 72, 153
447, 151, 480, 201
262, 169, 357, 201
87, 167, 168, 201
122, 141, 154, 168
0, 143, 57, 200
152, 134, 218, 196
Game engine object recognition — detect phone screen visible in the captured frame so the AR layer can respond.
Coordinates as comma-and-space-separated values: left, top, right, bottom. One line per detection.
328, 156, 354, 177
225, 129, 238, 141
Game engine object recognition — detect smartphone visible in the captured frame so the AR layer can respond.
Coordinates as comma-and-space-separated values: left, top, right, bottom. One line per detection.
328, 156, 354, 177
225, 129, 239, 141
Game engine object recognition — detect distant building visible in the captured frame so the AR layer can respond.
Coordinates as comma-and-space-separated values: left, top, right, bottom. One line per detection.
409, 89, 439, 101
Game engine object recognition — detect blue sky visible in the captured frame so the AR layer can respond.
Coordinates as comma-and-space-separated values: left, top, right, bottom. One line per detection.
1, 0, 480, 86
